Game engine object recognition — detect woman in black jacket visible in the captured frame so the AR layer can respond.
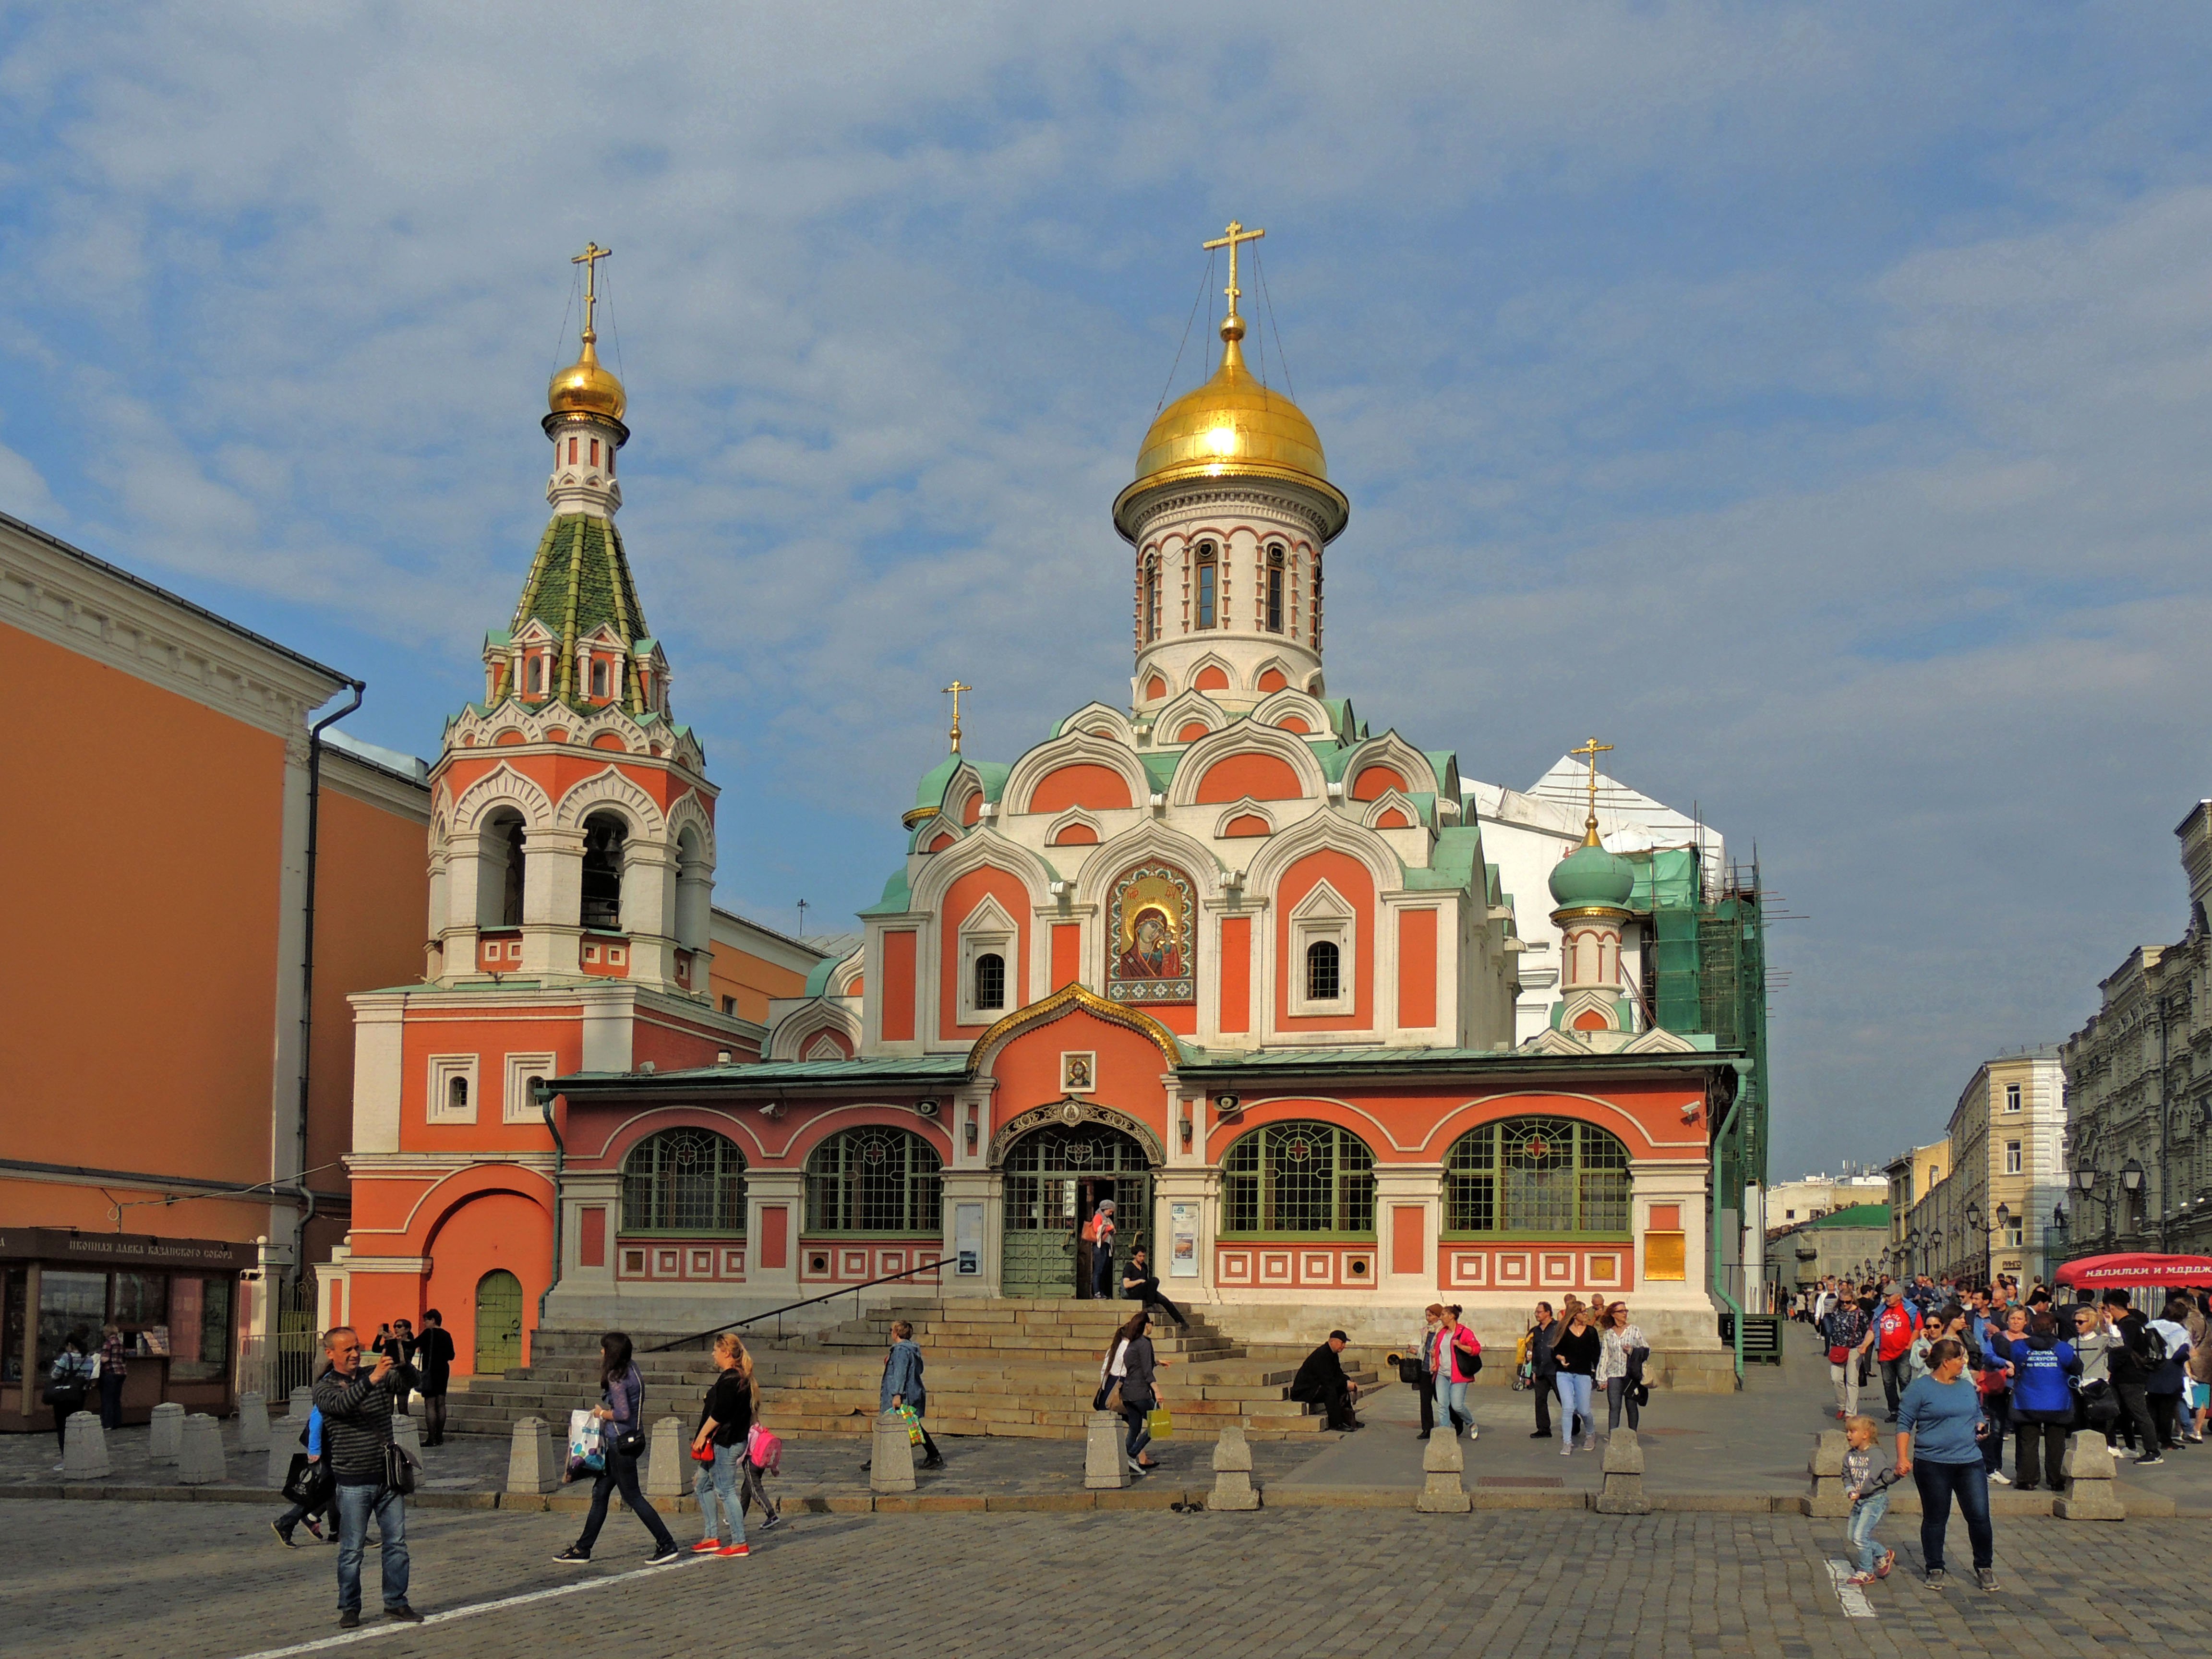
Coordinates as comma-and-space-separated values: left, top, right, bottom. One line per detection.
555, 1333, 678, 1565
1551, 1309, 1602, 1454
1103, 1310, 1165, 1475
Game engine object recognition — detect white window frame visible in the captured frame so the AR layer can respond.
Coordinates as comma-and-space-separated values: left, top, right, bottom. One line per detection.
1287, 881, 1356, 1018
2005, 1140, 2022, 1175
504, 1051, 557, 1125
427, 1054, 480, 1125
955, 896, 1019, 1025
2004, 1083, 2021, 1112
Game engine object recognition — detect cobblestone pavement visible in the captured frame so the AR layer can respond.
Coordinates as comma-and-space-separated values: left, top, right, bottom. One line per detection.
6, 1496, 2209, 1659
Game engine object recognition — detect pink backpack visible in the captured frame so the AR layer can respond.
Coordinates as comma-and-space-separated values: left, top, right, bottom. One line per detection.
746, 1422, 782, 1475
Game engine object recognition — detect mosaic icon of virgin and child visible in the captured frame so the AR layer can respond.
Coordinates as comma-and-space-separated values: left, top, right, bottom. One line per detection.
1115, 905, 1185, 981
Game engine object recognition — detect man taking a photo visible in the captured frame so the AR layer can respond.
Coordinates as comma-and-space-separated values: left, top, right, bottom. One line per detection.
312, 1327, 421, 1629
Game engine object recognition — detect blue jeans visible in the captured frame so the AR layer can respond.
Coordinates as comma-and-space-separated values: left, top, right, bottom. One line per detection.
695, 1443, 744, 1545
1121, 1396, 1153, 1462
1912, 1458, 1993, 1572
1845, 1486, 1890, 1574
1092, 1246, 1115, 1298
1555, 1373, 1595, 1440
576, 1443, 675, 1554
333, 1481, 409, 1615
1440, 1379, 1470, 1432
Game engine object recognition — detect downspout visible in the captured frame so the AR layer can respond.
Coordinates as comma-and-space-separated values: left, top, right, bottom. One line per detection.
293, 681, 365, 1267
1709, 1061, 1751, 1386
538, 1082, 565, 1328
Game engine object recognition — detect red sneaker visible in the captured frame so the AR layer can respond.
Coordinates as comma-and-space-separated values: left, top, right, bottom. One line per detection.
689, 1539, 723, 1554
717, 1542, 750, 1557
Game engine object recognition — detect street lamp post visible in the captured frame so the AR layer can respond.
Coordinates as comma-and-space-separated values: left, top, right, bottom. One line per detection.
2122, 1160, 2145, 1244
2075, 1167, 2102, 1247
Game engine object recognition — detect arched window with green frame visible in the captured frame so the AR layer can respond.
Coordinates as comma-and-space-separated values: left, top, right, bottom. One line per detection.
805, 1127, 944, 1235
1220, 1120, 1375, 1237
1443, 1116, 1630, 1236
620, 1129, 747, 1235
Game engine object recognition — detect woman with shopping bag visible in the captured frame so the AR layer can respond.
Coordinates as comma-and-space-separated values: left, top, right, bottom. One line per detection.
553, 1333, 679, 1565
1100, 1309, 1168, 1475
880, 1320, 944, 1470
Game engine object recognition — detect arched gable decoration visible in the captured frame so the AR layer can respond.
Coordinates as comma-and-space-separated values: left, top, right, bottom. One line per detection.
1170, 722, 1327, 809
1150, 688, 1228, 745
449, 764, 557, 835
967, 981, 1182, 1075
1213, 798, 1276, 839
1046, 807, 1105, 847
766, 996, 864, 1061
908, 827, 1057, 916
1345, 732, 1439, 802
988, 1094, 1166, 1167
1055, 702, 1136, 745
666, 789, 717, 865
1360, 790, 1423, 833
554, 765, 667, 834
1185, 651, 1236, 695
1070, 820, 1221, 909
1251, 685, 1330, 735
1241, 801, 1401, 896
1002, 729, 1149, 819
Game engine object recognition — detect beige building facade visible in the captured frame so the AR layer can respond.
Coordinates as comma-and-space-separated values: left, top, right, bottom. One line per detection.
1886, 1051, 2065, 1286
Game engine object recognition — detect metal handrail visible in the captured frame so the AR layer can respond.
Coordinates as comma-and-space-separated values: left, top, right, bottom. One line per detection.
644, 1257, 948, 1351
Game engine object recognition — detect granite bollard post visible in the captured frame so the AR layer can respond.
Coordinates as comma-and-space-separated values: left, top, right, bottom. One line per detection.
1594, 1431, 1650, 1515
288, 1386, 313, 1421
147, 1402, 185, 1464
873, 1410, 919, 1493
2054, 1433, 2126, 1520
1799, 1430, 1849, 1517
177, 1413, 226, 1485
1208, 1423, 1260, 1510
1414, 1419, 1471, 1513
644, 1416, 685, 1499
507, 1417, 560, 1495
391, 1411, 423, 1462
237, 1391, 271, 1454
63, 1413, 113, 1480
1082, 1411, 1127, 1490
265, 1421, 301, 1490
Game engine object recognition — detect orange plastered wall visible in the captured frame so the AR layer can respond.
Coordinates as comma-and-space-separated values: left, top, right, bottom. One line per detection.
992, 1014, 1170, 1135
400, 1013, 584, 1152
4, 623, 285, 1189
881, 931, 917, 1041
708, 942, 807, 1024
0, 1175, 268, 1241
1397, 908, 1439, 1029
1195, 752, 1303, 803
1204, 1083, 1709, 1163
1274, 849, 1375, 1032
421, 1187, 552, 1375
635, 1009, 755, 1071
939, 866, 1031, 1040
310, 788, 433, 1206
1028, 764, 1133, 814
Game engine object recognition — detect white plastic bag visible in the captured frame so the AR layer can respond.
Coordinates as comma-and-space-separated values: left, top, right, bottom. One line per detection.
566, 1407, 604, 1481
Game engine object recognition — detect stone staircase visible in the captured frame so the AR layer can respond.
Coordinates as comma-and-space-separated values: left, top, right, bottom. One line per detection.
445, 1298, 1378, 1443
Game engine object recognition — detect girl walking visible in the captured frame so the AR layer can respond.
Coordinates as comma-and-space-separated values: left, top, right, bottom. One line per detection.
690, 1333, 756, 1557
1551, 1307, 1601, 1455
554, 1333, 679, 1565
1840, 1414, 1897, 1587
1599, 1304, 1647, 1434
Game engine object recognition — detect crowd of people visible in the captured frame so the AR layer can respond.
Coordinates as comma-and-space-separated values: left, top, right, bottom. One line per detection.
1799, 1268, 2210, 1595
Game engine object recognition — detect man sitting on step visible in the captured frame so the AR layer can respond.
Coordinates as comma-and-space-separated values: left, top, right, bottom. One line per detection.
1289, 1331, 1363, 1431
1119, 1247, 1190, 1328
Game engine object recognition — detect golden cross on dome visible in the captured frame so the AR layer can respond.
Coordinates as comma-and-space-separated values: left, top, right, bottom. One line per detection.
1202, 219, 1265, 320
571, 241, 612, 340
1570, 736, 1613, 844
943, 681, 973, 753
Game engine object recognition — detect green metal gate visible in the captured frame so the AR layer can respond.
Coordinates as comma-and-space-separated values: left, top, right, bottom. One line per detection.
474, 1270, 523, 1375
1000, 1125, 1152, 1298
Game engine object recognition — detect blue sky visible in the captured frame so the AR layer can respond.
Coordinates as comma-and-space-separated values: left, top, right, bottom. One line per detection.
5, 3, 2212, 1177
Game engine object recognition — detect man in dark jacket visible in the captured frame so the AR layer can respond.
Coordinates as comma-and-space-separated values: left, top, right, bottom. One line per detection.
2103, 1290, 2164, 1464
313, 1328, 420, 1629
1289, 1331, 1362, 1430
1528, 1303, 1561, 1439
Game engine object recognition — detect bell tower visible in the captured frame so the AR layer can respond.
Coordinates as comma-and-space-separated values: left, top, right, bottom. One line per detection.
1114, 221, 1349, 718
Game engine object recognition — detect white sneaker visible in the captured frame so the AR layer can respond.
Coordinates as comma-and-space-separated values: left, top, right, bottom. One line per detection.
1988, 1470, 2011, 1486
1561, 1443, 1573, 1456
1467, 1424, 1479, 1440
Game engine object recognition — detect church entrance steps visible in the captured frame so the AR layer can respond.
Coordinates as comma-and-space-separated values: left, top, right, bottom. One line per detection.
445, 1297, 1370, 1442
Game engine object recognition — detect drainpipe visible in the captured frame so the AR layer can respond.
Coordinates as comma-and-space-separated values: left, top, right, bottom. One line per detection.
293, 681, 365, 1272
537, 1082, 565, 1329
1709, 1061, 1752, 1386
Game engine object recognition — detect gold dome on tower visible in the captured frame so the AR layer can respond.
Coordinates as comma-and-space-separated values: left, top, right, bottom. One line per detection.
546, 242, 627, 423
1115, 221, 1347, 541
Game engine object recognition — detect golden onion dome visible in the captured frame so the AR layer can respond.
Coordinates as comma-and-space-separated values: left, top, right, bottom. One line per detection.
1114, 313, 1347, 541
548, 334, 626, 422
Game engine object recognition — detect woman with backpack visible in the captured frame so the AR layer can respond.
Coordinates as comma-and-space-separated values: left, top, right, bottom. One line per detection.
1977, 1306, 2029, 1484
554, 1332, 679, 1565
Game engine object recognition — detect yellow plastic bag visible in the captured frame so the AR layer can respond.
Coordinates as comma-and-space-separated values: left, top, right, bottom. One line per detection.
1145, 1407, 1172, 1441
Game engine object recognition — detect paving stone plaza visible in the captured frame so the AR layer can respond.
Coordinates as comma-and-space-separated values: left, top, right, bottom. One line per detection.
11, 1324, 2212, 1657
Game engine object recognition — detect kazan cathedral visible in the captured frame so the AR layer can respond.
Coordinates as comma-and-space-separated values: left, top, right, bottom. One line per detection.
328, 229, 1769, 1382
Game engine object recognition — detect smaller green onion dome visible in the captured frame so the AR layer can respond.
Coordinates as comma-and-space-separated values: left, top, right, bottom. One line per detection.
902, 753, 962, 829
1549, 839, 1635, 911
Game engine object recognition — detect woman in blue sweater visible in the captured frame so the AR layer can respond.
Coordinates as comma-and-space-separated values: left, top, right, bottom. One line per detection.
555, 1332, 679, 1565
1897, 1336, 1996, 1591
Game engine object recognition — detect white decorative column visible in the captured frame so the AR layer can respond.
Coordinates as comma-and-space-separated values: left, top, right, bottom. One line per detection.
1374, 1163, 1445, 1308
745, 1171, 805, 1304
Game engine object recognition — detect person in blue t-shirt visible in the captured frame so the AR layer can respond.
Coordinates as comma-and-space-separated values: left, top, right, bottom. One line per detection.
1898, 1336, 1996, 1592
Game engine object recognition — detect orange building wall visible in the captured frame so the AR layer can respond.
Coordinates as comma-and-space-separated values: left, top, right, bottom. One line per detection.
1030, 764, 1134, 813
939, 866, 1032, 1040
708, 941, 809, 1024
1397, 908, 1438, 1029
3, 622, 288, 1213
881, 931, 918, 1042
1195, 752, 1303, 803
1274, 849, 1376, 1033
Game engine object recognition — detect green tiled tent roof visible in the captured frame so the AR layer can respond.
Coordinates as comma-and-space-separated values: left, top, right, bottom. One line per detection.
509, 513, 652, 712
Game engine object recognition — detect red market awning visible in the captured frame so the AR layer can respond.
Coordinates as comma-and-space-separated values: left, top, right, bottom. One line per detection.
2055, 1252, 2212, 1288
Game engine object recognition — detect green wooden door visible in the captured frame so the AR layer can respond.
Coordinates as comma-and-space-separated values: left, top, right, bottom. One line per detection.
474, 1270, 523, 1374
1000, 1126, 1151, 1297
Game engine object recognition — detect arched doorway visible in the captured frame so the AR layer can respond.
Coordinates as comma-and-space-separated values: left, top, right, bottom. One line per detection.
474, 1270, 523, 1375
1000, 1122, 1152, 1297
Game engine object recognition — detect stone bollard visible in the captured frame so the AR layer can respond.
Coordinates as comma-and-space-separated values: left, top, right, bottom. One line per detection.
237, 1391, 271, 1453
63, 1413, 113, 1480
644, 1416, 685, 1499
1208, 1423, 1260, 1511
147, 1402, 185, 1464
1414, 1419, 1471, 1513
873, 1410, 919, 1493
391, 1411, 423, 1462
265, 1421, 302, 1490
1799, 1430, 1849, 1518
177, 1413, 227, 1485
506, 1416, 560, 1495
1594, 1431, 1651, 1515
1082, 1410, 1127, 1491
288, 1386, 314, 1421
2055, 1434, 2126, 1521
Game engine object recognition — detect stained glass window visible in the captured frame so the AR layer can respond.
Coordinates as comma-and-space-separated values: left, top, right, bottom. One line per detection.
622, 1129, 747, 1233
1221, 1121, 1375, 1237
1444, 1117, 1630, 1235
805, 1128, 944, 1234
